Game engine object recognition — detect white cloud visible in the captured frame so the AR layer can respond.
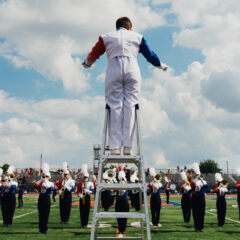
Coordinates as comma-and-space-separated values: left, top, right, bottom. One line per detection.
0, 90, 105, 168
202, 70, 240, 113
0, 0, 168, 93
1, 0, 240, 171
153, 151, 170, 168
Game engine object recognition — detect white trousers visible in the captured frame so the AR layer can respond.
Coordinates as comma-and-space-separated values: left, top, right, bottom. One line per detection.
105, 56, 141, 149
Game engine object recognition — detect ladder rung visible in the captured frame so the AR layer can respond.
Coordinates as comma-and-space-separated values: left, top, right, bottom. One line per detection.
102, 155, 141, 164
96, 212, 145, 219
98, 183, 143, 190
97, 237, 142, 240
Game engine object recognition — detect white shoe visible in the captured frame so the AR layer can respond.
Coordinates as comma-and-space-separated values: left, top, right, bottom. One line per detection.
157, 223, 162, 227
123, 147, 132, 155
111, 148, 121, 155
118, 233, 123, 238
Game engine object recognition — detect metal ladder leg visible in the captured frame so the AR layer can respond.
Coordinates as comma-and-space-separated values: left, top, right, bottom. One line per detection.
90, 104, 151, 240
90, 105, 109, 240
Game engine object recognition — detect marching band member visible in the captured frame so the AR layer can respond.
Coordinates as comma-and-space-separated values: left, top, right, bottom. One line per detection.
191, 163, 209, 232
82, 17, 167, 155
52, 182, 58, 202
180, 171, 192, 223
215, 173, 228, 227
92, 174, 97, 198
17, 177, 25, 208
236, 168, 240, 220
115, 170, 129, 236
0, 168, 3, 208
58, 162, 75, 224
33, 163, 54, 234
101, 169, 115, 211
148, 168, 163, 227
1, 165, 18, 227
130, 171, 140, 211
164, 176, 170, 204
77, 164, 94, 228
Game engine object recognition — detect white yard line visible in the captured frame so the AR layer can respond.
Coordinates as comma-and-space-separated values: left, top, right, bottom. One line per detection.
0, 203, 58, 223
206, 210, 240, 224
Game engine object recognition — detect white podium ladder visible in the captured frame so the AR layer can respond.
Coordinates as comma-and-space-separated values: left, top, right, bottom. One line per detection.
90, 104, 151, 240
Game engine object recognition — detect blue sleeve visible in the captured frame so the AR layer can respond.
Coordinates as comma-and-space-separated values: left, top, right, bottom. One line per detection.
139, 37, 160, 67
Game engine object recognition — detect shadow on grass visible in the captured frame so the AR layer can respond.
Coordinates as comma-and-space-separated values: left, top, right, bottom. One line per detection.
152, 230, 194, 233
68, 231, 92, 236
0, 232, 39, 235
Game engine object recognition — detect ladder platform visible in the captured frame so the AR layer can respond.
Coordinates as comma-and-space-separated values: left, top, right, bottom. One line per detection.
96, 212, 145, 219
98, 183, 143, 190
102, 155, 141, 164
97, 237, 142, 240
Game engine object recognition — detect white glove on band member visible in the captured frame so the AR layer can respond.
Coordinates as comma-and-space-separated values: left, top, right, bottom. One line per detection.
82, 60, 91, 68
158, 65, 168, 71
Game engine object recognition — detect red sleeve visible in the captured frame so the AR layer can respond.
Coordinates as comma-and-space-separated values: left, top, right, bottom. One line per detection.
76, 182, 82, 195
215, 186, 219, 193
86, 36, 105, 65
236, 182, 240, 188
57, 179, 63, 190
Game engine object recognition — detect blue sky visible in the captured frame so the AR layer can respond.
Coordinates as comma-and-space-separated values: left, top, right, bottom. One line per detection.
0, 0, 240, 171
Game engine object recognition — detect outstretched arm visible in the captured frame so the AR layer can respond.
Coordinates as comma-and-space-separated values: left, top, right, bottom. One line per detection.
139, 37, 167, 71
82, 36, 105, 68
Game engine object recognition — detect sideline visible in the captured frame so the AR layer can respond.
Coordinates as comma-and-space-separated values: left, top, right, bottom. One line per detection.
206, 210, 240, 224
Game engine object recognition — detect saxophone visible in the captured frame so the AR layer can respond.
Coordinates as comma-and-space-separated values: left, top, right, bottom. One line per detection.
82, 181, 87, 205
61, 177, 66, 199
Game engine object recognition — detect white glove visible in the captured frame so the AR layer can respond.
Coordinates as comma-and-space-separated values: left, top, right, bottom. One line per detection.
78, 193, 83, 199
82, 61, 91, 69
85, 189, 92, 194
158, 65, 168, 71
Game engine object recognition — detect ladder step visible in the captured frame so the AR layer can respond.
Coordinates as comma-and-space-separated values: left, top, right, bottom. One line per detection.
102, 155, 141, 164
96, 212, 145, 219
97, 237, 142, 240
98, 183, 143, 190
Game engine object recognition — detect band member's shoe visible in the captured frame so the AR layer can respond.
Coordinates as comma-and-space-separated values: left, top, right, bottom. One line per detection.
111, 148, 121, 155
123, 147, 132, 155
157, 223, 162, 227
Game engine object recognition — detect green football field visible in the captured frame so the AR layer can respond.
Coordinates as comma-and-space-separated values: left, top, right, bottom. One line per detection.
0, 194, 240, 240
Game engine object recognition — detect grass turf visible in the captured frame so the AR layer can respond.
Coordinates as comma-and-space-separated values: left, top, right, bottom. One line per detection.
0, 194, 240, 240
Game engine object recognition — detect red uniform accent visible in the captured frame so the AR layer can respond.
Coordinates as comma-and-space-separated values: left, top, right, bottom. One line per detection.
165, 184, 169, 190
190, 180, 196, 195
215, 186, 219, 193
77, 182, 83, 195
86, 36, 105, 65
236, 181, 240, 189
33, 181, 43, 193
147, 183, 154, 196
57, 178, 63, 190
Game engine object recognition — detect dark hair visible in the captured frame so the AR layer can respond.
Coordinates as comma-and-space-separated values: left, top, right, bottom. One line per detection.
116, 17, 132, 30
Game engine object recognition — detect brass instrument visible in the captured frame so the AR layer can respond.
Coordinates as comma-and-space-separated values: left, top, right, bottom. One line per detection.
221, 179, 229, 188
82, 181, 86, 205
106, 169, 116, 182
154, 174, 162, 183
